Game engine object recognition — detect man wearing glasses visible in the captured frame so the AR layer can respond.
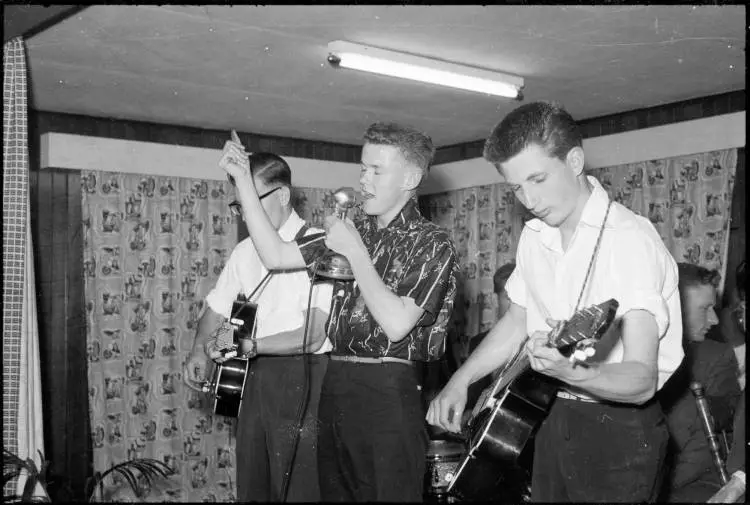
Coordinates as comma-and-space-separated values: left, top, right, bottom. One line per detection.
185, 152, 333, 502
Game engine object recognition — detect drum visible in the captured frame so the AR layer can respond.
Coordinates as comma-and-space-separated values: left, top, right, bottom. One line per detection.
425, 440, 465, 500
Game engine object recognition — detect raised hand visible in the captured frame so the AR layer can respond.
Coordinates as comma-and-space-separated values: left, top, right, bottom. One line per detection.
218, 129, 251, 183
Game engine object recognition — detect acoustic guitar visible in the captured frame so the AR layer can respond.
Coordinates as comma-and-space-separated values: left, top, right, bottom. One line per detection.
447, 298, 619, 500
201, 298, 258, 418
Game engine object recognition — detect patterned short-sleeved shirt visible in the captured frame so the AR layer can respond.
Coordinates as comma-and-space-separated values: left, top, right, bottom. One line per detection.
298, 198, 458, 362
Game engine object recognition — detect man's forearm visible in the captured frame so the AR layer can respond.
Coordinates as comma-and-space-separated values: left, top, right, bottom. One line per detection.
192, 309, 225, 354
347, 248, 419, 342
451, 307, 527, 389
244, 309, 329, 355
235, 184, 292, 269
564, 361, 657, 404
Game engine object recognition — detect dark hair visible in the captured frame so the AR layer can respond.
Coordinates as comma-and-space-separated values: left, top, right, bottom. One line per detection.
483, 101, 582, 167
737, 260, 746, 301
493, 262, 516, 295
243, 152, 292, 187
678, 262, 721, 293
363, 122, 435, 175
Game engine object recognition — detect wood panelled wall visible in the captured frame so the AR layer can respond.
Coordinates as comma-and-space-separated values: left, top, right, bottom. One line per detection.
28, 167, 89, 501
725, 147, 746, 304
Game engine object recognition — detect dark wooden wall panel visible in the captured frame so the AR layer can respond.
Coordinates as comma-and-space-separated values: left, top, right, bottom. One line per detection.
30, 167, 89, 502
723, 147, 746, 305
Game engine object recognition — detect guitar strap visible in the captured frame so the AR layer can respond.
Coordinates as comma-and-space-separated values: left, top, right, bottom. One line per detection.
232, 223, 311, 314
572, 200, 613, 314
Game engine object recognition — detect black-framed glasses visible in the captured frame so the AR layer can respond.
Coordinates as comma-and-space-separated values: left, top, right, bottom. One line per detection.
228, 186, 283, 217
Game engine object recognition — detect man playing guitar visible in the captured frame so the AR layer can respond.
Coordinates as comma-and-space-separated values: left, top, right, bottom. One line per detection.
185, 151, 333, 502
427, 102, 685, 502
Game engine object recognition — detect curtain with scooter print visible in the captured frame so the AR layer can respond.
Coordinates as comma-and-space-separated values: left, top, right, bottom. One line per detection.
422, 148, 737, 366
83, 171, 238, 501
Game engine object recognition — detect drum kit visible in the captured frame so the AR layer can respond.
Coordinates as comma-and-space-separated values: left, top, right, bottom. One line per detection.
423, 436, 532, 503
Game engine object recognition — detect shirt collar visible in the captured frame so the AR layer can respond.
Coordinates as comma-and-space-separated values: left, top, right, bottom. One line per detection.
525, 175, 611, 233
578, 176, 612, 228
277, 210, 305, 241
366, 197, 421, 232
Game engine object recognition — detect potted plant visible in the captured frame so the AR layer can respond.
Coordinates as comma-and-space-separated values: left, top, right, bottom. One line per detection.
3, 449, 174, 503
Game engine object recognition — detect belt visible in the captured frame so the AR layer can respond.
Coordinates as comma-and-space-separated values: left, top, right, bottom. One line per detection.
330, 355, 416, 367
557, 390, 601, 403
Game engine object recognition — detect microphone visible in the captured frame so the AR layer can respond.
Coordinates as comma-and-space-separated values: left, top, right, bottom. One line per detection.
331, 187, 357, 219
316, 187, 356, 281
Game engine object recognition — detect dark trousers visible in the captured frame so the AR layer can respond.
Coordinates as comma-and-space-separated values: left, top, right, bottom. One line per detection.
236, 354, 329, 502
664, 470, 722, 502
317, 360, 429, 502
532, 397, 669, 503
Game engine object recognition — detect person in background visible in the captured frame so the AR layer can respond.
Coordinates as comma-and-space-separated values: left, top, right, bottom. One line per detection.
184, 152, 333, 502
219, 122, 458, 502
708, 259, 746, 504
717, 259, 746, 389
659, 263, 742, 502
428, 101, 684, 503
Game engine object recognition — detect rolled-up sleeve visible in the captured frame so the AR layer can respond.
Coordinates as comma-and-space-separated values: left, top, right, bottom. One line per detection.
610, 231, 672, 338
396, 235, 456, 327
505, 231, 528, 309
205, 249, 243, 319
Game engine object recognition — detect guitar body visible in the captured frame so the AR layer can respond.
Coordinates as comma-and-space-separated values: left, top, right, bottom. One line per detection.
208, 298, 258, 418
448, 299, 619, 500
212, 357, 250, 418
471, 368, 558, 465
449, 369, 556, 500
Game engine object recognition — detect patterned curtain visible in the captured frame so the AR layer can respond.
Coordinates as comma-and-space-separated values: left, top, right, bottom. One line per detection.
423, 186, 530, 363
82, 171, 238, 501
3, 37, 47, 500
421, 148, 737, 365
589, 148, 737, 289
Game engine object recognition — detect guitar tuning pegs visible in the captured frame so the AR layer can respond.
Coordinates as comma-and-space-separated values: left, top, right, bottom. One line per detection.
570, 349, 587, 363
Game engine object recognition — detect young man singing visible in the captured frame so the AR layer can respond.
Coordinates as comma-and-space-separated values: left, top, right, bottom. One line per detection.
219, 123, 458, 502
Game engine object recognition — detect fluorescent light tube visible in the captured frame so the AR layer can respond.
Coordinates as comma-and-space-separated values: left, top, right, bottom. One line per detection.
328, 40, 523, 99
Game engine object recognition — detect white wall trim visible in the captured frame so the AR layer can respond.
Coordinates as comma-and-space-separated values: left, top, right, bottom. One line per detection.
41, 111, 745, 194
40, 133, 362, 190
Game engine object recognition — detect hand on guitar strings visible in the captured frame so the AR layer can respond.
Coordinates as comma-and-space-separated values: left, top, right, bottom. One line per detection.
204, 321, 237, 364
526, 318, 594, 381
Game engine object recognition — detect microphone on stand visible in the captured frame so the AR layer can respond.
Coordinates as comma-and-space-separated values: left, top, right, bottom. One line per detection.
316, 187, 356, 281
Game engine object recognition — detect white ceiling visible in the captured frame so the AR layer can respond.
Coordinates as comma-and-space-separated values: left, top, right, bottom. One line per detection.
26, 5, 745, 147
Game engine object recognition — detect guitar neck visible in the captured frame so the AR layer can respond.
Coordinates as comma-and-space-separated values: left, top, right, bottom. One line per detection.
481, 339, 531, 405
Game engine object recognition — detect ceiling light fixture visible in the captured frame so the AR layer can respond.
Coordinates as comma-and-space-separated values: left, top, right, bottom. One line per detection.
327, 40, 524, 99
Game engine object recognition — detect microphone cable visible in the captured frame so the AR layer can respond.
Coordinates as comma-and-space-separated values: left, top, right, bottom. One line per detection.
278, 258, 322, 502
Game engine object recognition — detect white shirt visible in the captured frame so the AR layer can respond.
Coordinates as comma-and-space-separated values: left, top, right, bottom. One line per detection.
505, 176, 684, 390
205, 210, 333, 354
